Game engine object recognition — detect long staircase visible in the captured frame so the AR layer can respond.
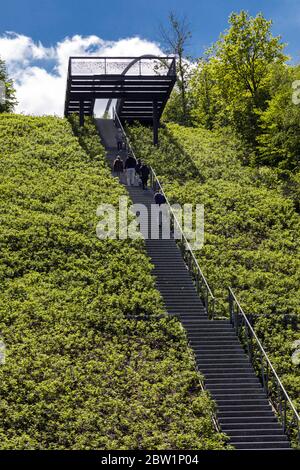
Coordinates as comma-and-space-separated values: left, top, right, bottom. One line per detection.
96, 118, 292, 450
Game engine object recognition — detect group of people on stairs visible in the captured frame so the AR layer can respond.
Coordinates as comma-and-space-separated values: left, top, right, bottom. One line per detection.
112, 126, 167, 226
113, 154, 150, 190
113, 153, 167, 227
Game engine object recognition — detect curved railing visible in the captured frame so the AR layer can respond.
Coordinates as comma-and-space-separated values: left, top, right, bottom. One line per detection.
229, 287, 300, 446
103, 55, 176, 117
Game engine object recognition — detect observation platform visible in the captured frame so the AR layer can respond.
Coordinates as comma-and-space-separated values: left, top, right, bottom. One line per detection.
64, 56, 176, 144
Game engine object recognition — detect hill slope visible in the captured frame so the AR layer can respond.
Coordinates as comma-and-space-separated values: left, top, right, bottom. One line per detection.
0, 114, 227, 450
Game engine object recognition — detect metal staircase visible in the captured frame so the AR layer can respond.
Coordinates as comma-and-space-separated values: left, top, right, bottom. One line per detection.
95, 117, 299, 450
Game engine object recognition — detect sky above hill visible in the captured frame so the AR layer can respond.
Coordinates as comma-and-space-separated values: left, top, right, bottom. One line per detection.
1, 0, 300, 116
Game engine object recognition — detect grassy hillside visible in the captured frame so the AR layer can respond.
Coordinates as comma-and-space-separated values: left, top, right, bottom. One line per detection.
127, 123, 300, 410
0, 114, 228, 450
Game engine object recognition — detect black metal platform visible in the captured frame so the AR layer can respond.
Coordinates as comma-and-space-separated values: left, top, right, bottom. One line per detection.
64, 56, 176, 144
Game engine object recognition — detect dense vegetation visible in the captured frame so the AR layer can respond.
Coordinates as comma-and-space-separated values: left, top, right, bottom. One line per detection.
0, 113, 228, 449
127, 122, 300, 410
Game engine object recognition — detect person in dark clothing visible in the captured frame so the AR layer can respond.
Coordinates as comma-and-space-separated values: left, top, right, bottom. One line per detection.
154, 189, 168, 227
135, 159, 142, 176
135, 159, 142, 186
124, 154, 137, 186
154, 189, 166, 206
116, 128, 123, 151
113, 156, 124, 182
140, 162, 150, 190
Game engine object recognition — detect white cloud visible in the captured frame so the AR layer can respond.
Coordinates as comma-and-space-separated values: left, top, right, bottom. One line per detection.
0, 32, 164, 116
0, 32, 53, 69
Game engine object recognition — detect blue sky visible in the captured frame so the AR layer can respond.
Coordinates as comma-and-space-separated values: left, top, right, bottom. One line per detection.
1, 0, 300, 115
1, 0, 300, 59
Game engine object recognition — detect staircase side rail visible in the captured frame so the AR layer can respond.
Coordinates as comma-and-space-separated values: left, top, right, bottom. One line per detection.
228, 287, 300, 446
113, 109, 215, 319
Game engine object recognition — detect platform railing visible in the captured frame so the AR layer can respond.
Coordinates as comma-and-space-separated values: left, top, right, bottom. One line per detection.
69, 56, 176, 77
228, 287, 300, 446
113, 109, 215, 319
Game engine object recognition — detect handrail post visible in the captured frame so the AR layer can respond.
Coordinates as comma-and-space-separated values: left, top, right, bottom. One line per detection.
265, 361, 269, 396
283, 396, 287, 434
229, 289, 233, 326
234, 303, 239, 335
261, 351, 266, 393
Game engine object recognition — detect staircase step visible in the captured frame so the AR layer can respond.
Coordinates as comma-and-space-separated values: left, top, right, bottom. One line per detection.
218, 404, 271, 410
157, 282, 198, 287
221, 423, 283, 432
188, 329, 237, 334
230, 434, 288, 443
198, 363, 251, 370
219, 416, 277, 423
158, 286, 198, 292
194, 342, 242, 347
196, 353, 248, 360
183, 326, 233, 331
199, 365, 253, 372
163, 298, 203, 304
206, 376, 260, 383
194, 348, 244, 355
191, 342, 241, 348
218, 410, 274, 418
207, 384, 262, 391
216, 399, 269, 406
231, 442, 290, 449
224, 427, 288, 442
203, 372, 256, 379
182, 320, 230, 325
211, 392, 266, 399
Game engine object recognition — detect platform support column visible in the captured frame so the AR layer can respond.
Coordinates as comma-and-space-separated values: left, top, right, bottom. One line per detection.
79, 100, 85, 127
153, 99, 158, 146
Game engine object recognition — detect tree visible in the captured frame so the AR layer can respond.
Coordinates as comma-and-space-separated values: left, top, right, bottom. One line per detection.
0, 58, 17, 113
213, 11, 286, 143
256, 64, 300, 171
160, 12, 192, 124
189, 11, 287, 144
213, 11, 286, 106
189, 58, 222, 129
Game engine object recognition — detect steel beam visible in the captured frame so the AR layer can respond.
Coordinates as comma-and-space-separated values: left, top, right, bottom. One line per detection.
153, 99, 158, 146
79, 100, 85, 127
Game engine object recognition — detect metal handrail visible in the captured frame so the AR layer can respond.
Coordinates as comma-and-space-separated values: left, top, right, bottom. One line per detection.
113, 108, 299, 445
229, 287, 300, 445
113, 109, 221, 432
113, 109, 215, 319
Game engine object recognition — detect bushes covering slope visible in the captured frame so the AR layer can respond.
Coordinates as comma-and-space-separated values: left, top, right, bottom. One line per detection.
0, 114, 227, 449
127, 123, 300, 409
